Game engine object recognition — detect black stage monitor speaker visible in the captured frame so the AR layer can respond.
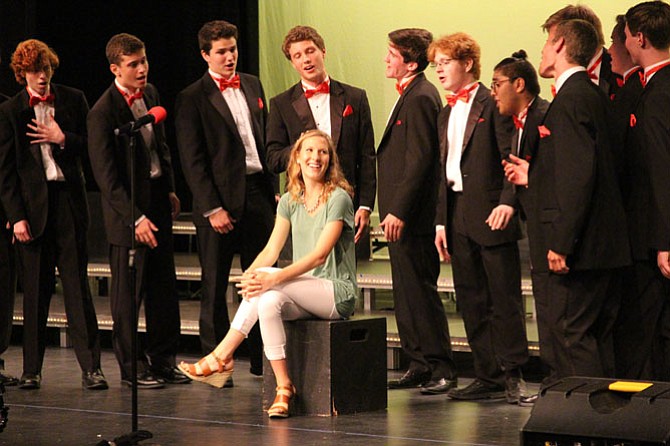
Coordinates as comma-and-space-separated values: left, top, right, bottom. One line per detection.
521, 377, 670, 445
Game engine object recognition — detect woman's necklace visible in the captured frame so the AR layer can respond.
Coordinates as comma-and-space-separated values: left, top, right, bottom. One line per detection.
302, 187, 325, 213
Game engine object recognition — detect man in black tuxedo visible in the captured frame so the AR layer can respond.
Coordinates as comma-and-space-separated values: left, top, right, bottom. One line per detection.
496, 52, 551, 405
175, 20, 276, 376
0, 39, 105, 390
542, 5, 621, 98
266, 26, 376, 246
605, 14, 647, 380
624, 0, 670, 381
531, 18, 629, 384
430, 34, 528, 402
88, 33, 189, 388
0, 90, 18, 387
379, 28, 457, 392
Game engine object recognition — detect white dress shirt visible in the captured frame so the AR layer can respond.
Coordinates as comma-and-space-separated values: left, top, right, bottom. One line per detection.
28, 86, 65, 181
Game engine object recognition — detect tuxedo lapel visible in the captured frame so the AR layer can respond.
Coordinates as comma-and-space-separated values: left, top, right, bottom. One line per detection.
329, 80, 345, 149
461, 83, 486, 153
380, 96, 402, 145
439, 107, 451, 165
380, 73, 427, 147
290, 84, 316, 130
17, 92, 43, 169
520, 99, 540, 159
204, 75, 244, 146
240, 75, 264, 148
110, 85, 135, 128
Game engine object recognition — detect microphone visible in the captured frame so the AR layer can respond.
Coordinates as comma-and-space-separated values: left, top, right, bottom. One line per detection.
114, 106, 167, 136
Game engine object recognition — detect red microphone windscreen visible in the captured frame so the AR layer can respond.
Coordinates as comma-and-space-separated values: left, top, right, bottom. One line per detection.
147, 106, 167, 124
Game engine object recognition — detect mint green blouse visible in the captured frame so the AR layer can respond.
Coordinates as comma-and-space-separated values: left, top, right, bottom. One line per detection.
277, 187, 357, 318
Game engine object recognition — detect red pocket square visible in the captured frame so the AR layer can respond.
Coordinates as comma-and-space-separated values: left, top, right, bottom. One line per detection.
538, 125, 551, 138
630, 113, 637, 128
396, 119, 402, 126
478, 117, 485, 123
343, 104, 353, 117
258, 97, 264, 109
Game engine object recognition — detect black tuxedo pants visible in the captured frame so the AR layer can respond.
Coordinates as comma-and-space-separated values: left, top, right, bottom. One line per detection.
196, 174, 274, 373
0, 226, 15, 367
614, 260, 670, 380
109, 177, 181, 379
19, 182, 101, 375
543, 269, 614, 384
450, 231, 528, 387
388, 233, 456, 380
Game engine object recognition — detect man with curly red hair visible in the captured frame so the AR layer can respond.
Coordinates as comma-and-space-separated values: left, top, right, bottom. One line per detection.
0, 39, 106, 390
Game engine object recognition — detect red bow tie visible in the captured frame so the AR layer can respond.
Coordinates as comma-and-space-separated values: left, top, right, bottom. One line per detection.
446, 83, 477, 107
216, 74, 241, 92
304, 81, 329, 99
616, 77, 625, 88
29, 93, 55, 108
551, 84, 557, 98
512, 115, 524, 130
121, 90, 143, 107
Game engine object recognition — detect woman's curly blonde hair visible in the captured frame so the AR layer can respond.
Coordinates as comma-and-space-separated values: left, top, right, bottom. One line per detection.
286, 129, 353, 202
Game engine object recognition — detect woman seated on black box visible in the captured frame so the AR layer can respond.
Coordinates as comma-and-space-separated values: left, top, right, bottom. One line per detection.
179, 129, 357, 418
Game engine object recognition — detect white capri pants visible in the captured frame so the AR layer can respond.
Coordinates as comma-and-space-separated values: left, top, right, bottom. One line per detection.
231, 267, 341, 360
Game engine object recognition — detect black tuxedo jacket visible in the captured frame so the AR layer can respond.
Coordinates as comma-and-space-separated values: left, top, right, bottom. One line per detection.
0, 84, 89, 238
610, 70, 648, 260
529, 71, 630, 272
636, 65, 670, 252
175, 72, 275, 226
515, 96, 550, 217
435, 83, 521, 249
87, 83, 175, 246
0, 93, 9, 226
377, 73, 440, 235
266, 78, 376, 209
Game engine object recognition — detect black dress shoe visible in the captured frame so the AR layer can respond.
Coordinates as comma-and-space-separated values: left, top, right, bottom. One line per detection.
447, 379, 505, 400
121, 370, 164, 389
420, 378, 458, 395
388, 369, 431, 389
0, 370, 18, 386
504, 370, 529, 404
519, 393, 539, 407
19, 373, 41, 390
83, 368, 109, 390
151, 365, 191, 384
223, 377, 234, 388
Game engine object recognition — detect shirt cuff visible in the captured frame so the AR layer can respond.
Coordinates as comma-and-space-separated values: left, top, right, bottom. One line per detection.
204, 207, 223, 218
435, 225, 445, 232
358, 206, 371, 212
135, 215, 146, 226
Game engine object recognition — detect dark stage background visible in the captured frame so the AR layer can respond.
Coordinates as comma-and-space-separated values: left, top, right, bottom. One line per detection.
0, 0, 259, 210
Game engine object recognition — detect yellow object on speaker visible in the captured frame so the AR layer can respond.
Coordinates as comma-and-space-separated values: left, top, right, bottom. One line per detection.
608, 381, 653, 393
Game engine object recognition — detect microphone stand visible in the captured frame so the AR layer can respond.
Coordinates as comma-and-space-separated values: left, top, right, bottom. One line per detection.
99, 126, 152, 445
128, 130, 140, 435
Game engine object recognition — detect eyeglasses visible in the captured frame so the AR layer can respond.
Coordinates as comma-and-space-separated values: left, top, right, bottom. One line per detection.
430, 58, 455, 69
490, 78, 513, 91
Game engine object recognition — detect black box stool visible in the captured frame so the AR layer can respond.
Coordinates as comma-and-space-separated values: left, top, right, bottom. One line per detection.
262, 317, 387, 416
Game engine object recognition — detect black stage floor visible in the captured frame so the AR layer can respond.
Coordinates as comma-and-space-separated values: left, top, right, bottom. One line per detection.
0, 345, 537, 446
